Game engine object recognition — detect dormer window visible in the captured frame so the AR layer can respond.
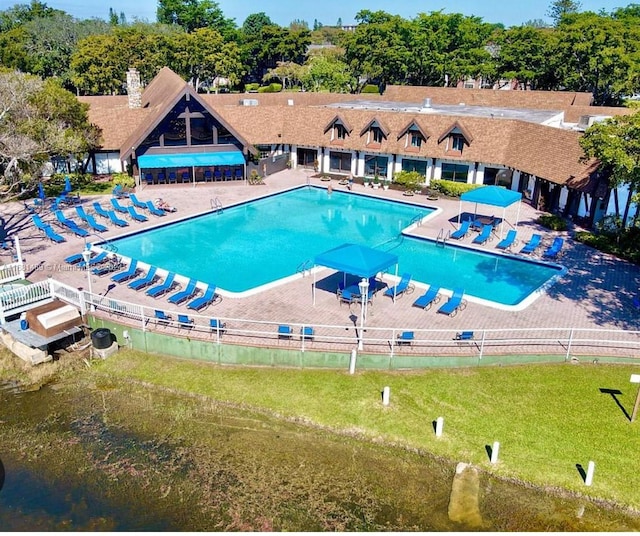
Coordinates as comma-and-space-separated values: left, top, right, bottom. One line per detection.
398, 119, 429, 153
324, 114, 352, 145
438, 121, 473, 156
360, 117, 389, 148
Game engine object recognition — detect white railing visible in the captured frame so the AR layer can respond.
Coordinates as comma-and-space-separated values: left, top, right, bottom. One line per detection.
82, 289, 640, 361
0, 262, 24, 285
0, 280, 51, 321
2, 278, 640, 363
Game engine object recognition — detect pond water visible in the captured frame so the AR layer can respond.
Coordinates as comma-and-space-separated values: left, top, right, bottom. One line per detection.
1, 380, 639, 531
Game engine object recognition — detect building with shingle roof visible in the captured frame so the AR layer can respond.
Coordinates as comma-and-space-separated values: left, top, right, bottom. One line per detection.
77, 67, 636, 226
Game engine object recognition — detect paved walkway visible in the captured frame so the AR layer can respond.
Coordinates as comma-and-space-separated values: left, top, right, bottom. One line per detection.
2, 169, 640, 356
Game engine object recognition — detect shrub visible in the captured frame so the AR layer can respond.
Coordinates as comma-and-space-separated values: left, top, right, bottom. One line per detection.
430, 179, 479, 197
393, 170, 423, 192
361, 84, 380, 94
111, 172, 135, 189
537, 214, 568, 232
258, 83, 282, 93
245, 83, 259, 92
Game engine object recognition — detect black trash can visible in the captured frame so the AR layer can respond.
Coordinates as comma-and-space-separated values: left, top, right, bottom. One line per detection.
91, 328, 112, 350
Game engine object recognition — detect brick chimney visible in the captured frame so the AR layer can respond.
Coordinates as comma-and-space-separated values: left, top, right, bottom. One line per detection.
126, 68, 142, 109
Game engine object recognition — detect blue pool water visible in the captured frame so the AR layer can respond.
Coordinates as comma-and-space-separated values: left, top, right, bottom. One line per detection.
108, 187, 563, 306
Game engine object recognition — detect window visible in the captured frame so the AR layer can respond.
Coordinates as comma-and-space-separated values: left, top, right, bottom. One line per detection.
364, 154, 388, 177
372, 128, 383, 144
329, 151, 351, 173
335, 125, 347, 140
441, 163, 469, 183
450, 135, 465, 152
402, 159, 427, 176
410, 133, 422, 148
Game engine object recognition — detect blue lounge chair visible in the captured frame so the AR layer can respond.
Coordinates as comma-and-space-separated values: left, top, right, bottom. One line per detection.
76, 206, 108, 232
127, 205, 148, 222
181, 171, 190, 183
450, 219, 471, 240
396, 331, 414, 345
127, 266, 158, 291
54, 210, 89, 237
437, 288, 467, 317
177, 314, 194, 329
384, 273, 414, 300
111, 260, 140, 283
144, 173, 154, 186
210, 318, 226, 333
154, 309, 171, 326
157, 172, 166, 184
496, 229, 518, 250
167, 279, 199, 305
31, 214, 48, 231
37, 182, 46, 204
186, 285, 218, 311
168, 171, 177, 184
64, 252, 85, 264
44, 225, 66, 243
146, 200, 166, 217
300, 326, 314, 341
412, 286, 441, 310
110, 197, 129, 214
129, 194, 148, 210
542, 237, 564, 259
92, 202, 111, 219
107, 210, 129, 227
520, 234, 542, 254
146, 272, 178, 298
472, 224, 493, 245
77, 250, 108, 269
112, 184, 129, 198
278, 325, 292, 339
203, 169, 213, 182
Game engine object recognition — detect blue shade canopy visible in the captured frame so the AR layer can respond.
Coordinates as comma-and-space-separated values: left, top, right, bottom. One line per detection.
460, 185, 522, 207
138, 151, 245, 169
314, 243, 398, 278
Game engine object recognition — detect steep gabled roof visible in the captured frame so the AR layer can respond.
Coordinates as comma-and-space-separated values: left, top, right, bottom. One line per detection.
437, 120, 474, 144
119, 67, 255, 160
359, 117, 390, 138
323, 114, 353, 134
397, 118, 430, 141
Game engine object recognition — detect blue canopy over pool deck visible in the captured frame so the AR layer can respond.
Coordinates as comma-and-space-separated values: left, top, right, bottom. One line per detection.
458, 186, 522, 238
312, 243, 399, 305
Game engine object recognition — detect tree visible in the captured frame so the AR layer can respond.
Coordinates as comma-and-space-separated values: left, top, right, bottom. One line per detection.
553, 11, 637, 104
70, 24, 176, 95
263, 61, 303, 90
169, 27, 243, 91
0, 71, 100, 201
0, 0, 63, 33
495, 25, 558, 90
156, 0, 235, 36
336, 17, 342, 28
579, 110, 640, 227
241, 12, 272, 38
547, 0, 582, 26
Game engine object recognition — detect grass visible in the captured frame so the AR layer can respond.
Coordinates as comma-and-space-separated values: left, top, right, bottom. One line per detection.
91, 350, 640, 511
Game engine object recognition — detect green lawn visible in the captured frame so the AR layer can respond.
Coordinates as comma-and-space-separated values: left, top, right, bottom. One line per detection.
93, 350, 640, 509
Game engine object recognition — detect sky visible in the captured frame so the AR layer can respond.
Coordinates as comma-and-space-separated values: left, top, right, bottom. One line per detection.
0, 0, 629, 27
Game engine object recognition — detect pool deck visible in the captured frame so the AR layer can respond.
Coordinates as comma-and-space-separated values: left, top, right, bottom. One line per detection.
2, 169, 640, 355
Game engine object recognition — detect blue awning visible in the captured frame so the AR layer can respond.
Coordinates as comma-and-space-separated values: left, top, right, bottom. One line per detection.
138, 151, 245, 169
314, 243, 398, 278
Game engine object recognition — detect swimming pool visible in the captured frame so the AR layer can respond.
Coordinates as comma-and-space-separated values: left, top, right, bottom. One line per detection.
108, 187, 564, 308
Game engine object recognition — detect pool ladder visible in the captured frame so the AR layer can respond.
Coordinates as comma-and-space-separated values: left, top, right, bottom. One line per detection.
211, 197, 223, 214
297, 259, 312, 277
411, 213, 424, 227
436, 228, 449, 247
